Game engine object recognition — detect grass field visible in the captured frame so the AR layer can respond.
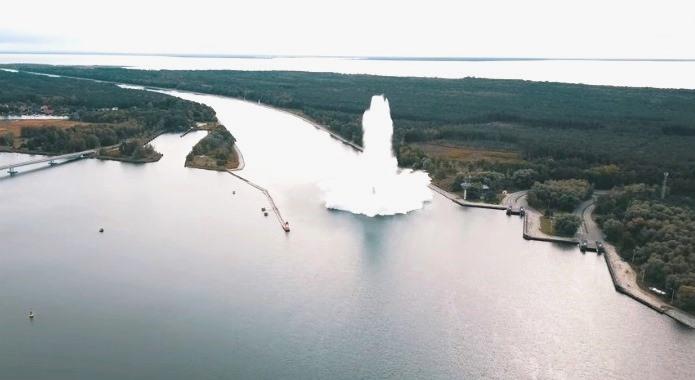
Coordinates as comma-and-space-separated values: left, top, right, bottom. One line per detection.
540, 216, 555, 236
0, 119, 91, 137
412, 142, 523, 164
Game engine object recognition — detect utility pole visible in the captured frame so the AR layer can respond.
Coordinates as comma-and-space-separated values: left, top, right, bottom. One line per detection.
461, 176, 471, 201
661, 172, 669, 199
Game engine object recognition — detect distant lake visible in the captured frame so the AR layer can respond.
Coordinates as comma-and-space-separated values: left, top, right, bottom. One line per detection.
2, 53, 695, 89
1, 89, 694, 379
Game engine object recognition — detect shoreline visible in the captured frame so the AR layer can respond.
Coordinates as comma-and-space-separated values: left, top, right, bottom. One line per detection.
96, 153, 162, 164
256, 103, 365, 152
9, 70, 692, 327
508, 191, 695, 327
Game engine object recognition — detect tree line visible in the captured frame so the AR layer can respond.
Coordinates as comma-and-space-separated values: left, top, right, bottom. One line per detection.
0, 70, 216, 155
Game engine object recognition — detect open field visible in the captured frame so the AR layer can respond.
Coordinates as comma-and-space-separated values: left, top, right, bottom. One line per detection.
0, 119, 92, 137
412, 141, 522, 164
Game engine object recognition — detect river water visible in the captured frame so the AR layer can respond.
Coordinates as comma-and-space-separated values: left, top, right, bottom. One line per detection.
1, 89, 694, 379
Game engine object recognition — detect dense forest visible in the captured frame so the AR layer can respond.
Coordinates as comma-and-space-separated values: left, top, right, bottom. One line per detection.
7, 65, 695, 196
595, 185, 695, 311
0, 70, 216, 155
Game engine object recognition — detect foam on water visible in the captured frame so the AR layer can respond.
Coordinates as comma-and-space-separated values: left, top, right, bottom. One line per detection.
321, 95, 432, 216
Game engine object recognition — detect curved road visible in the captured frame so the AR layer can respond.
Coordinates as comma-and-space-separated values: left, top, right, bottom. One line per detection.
504, 189, 606, 242
573, 190, 608, 241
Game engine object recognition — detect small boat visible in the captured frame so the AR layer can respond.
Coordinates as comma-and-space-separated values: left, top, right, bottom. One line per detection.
99, 228, 104, 233
28, 311, 34, 319
261, 207, 266, 212
264, 212, 268, 217
283, 222, 290, 232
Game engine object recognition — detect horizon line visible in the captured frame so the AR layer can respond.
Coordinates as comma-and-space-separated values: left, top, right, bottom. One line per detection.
1, 50, 695, 63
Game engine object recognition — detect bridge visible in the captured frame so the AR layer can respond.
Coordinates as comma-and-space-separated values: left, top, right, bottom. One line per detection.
1, 149, 98, 175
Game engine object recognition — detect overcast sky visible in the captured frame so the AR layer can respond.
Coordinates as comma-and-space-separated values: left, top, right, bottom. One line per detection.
1, 0, 694, 58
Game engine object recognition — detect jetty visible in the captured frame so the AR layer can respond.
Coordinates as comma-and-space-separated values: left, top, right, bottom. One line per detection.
428, 184, 509, 211
522, 213, 578, 245
226, 170, 290, 232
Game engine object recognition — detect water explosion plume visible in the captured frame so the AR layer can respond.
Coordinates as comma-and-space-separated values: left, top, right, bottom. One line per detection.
321, 95, 432, 216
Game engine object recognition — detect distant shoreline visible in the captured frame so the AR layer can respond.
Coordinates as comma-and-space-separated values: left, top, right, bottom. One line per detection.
2, 51, 695, 62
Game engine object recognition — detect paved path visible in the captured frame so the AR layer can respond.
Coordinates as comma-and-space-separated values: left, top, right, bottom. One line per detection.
573, 191, 608, 240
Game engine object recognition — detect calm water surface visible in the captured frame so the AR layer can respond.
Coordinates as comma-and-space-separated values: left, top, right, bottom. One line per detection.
1, 92, 694, 379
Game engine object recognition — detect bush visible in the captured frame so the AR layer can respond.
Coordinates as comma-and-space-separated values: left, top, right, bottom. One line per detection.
528, 179, 592, 212
511, 169, 538, 189
677, 285, 695, 311
0, 132, 14, 147
553, 213, 581, 237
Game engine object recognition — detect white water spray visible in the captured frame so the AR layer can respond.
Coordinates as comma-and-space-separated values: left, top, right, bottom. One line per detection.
321, 95, 432, 216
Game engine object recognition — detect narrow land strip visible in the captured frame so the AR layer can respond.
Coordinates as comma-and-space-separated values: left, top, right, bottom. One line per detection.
226, 170, 288, 232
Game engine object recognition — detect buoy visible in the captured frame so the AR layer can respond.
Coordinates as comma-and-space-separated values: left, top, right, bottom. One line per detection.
264, 212, 268, 216
99, 228, 104, 233
261, 207, 266, 212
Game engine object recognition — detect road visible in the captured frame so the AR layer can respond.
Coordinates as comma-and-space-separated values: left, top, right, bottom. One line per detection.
501, 190, 528, 207
504, 189, 608, 242
573, 190, 608, 241
0, 149, 98, 172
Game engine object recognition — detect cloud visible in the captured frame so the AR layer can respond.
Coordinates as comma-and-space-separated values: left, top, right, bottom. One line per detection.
0, 0, 694, 58
0, 30, 52, 45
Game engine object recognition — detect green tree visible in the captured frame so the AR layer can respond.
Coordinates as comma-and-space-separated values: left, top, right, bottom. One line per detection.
553, 213, 581, 237
0, 132, 14, 147
676, 285, 695, 312
644, 257, 666, 285
602, 218, 624, 242
511, 169, 538, 189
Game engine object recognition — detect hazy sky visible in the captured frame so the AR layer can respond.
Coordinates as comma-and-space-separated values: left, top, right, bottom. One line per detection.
1, 0, 694, 58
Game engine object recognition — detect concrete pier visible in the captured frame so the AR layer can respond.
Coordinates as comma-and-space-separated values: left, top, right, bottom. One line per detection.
227, 170, 289, 232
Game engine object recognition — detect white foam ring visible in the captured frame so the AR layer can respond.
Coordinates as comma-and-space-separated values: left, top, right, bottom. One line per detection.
321, 95, 432, 217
